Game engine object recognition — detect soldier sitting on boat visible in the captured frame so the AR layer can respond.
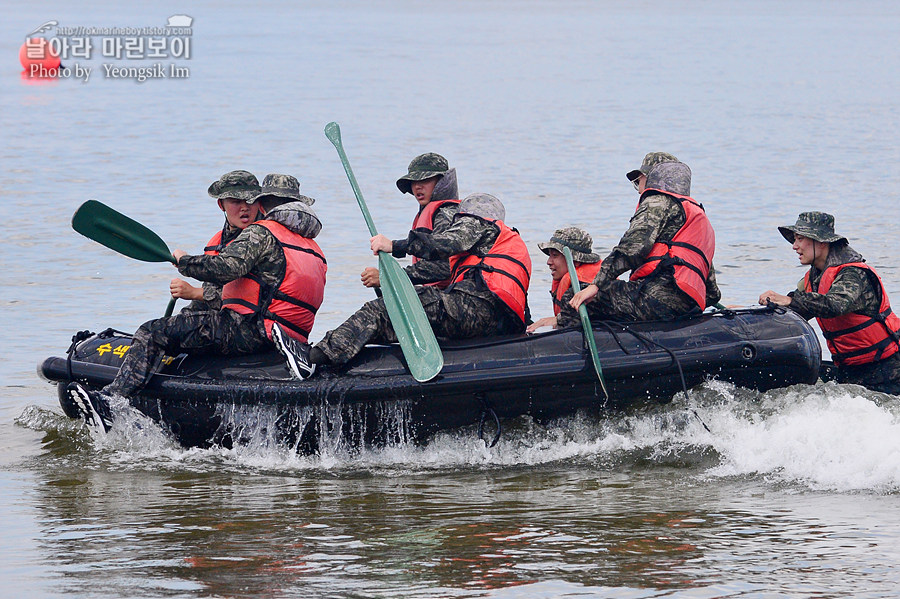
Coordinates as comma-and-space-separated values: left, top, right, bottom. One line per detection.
67, 173, 327, 429
300, 193, 532, 372
360, 152, 460, 290
170, 170, 261, 312
759, 212, 900, 394
526, 227, 602, 333
570, 152, 721, 322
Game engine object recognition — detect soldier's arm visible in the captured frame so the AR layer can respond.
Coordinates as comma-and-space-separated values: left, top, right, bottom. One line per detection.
178, 282, 222, 313
400, 205, 457, 284
591, 195, 672, 289
403, 260, 452, 285
200, 282, 224, 310
176, 225, 273, 285
788, 267, 870, 319
554, 287, 582, 329
406, 216, 490, 260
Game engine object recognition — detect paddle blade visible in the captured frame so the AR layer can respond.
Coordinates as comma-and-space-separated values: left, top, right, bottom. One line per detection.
378, 253, 444, 382
72, 200, 175, 263
324, 121, 341, 145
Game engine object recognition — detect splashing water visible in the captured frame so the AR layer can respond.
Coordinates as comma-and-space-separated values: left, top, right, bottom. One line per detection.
18, 380, 900, 493
700, 381, 900, 493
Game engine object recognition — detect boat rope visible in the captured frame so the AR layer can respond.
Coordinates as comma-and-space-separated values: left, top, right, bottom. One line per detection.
97, 327, 133, 338
596, 320, 712, 433
475, 392, 502, 447
764, 299, 787, 314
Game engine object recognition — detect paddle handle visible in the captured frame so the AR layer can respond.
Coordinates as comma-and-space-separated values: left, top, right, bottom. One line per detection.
324, 122, 379, 238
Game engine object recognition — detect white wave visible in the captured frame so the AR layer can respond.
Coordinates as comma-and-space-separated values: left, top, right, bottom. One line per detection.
700, 382, 900, 493
25, 379, 900, 493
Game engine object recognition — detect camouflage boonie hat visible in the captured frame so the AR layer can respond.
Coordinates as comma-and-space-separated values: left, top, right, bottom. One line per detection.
538, 227, 600, 264
396, 153, 450, 194
250, 173, 315, 206
458, 193, 505, 222
626, 152, 679, 182
207, 170, 261, 200
778, 212, 847, 244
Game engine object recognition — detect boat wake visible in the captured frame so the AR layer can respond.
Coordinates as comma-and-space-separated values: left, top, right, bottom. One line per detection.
19, 380, 900, 493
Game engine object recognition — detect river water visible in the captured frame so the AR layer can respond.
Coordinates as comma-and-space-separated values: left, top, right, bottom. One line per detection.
3, 1, 900, 597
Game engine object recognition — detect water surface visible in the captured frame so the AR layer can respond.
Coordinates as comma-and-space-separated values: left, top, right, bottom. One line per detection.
2, 1, 900, 597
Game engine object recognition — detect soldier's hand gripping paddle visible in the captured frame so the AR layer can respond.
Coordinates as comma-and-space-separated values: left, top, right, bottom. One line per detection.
324, 122, 444, 382
562, 246, 609, 399
72, 199, 178, 316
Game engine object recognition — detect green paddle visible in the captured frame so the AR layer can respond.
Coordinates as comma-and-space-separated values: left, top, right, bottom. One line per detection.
72, 199, 179, 316
324, 122, 444, 383
73, 200, 177, 264
562, 246, 609, 398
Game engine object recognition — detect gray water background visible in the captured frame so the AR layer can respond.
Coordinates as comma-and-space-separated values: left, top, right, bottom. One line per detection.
2, 1, 900, 597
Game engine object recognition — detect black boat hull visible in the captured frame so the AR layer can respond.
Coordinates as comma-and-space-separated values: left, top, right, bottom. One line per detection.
40, 308, 821, 450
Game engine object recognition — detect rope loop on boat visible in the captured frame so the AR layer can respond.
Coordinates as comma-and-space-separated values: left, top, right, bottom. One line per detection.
716, 307, 737, 319
475, 393, 502, 447
764, 299, 787, 314
66, 330, 94, 381
97, 327, 131, 338
606, 320, 713, 433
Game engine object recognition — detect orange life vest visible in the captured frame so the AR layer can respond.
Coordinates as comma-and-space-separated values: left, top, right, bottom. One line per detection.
411, 199, 460, 235
629, 189, 715, 309
551, 261, 602, 316
222, 220, 327, 343
410, 199, 460, 289
804, 262, 900, 366
448, 219, 532, 324
204, 229, 226, 255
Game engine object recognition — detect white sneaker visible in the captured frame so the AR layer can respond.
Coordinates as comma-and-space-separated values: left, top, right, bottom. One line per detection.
66, 382, 113, 432
271, 323, 316, 380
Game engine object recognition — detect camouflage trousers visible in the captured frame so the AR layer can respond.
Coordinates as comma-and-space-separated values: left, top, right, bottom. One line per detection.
104, 309, 270, 397
315, 286, 511, 365
582, 275, 697, 323
833, 351, 900, 395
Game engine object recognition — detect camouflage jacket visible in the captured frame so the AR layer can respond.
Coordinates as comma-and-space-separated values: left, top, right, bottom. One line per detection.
400, 214, 500, 303
392, 168, 459, 285
788, 244, 882, 321
554, 287, 581, 329
181, 222, 242, 312
177, 202, 322, 335
592, 193, 721, 308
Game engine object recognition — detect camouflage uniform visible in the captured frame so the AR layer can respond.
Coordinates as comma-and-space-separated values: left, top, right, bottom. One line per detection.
315, 197, 525, 366
104, 198, 323, 397
779, 212, 900, 393
180, 222, 243, 312
393, 153, 460, 285
586, 159, 720, 322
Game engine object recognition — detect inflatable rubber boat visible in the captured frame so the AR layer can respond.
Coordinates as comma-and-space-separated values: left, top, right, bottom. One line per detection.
39, 306, 821, 451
